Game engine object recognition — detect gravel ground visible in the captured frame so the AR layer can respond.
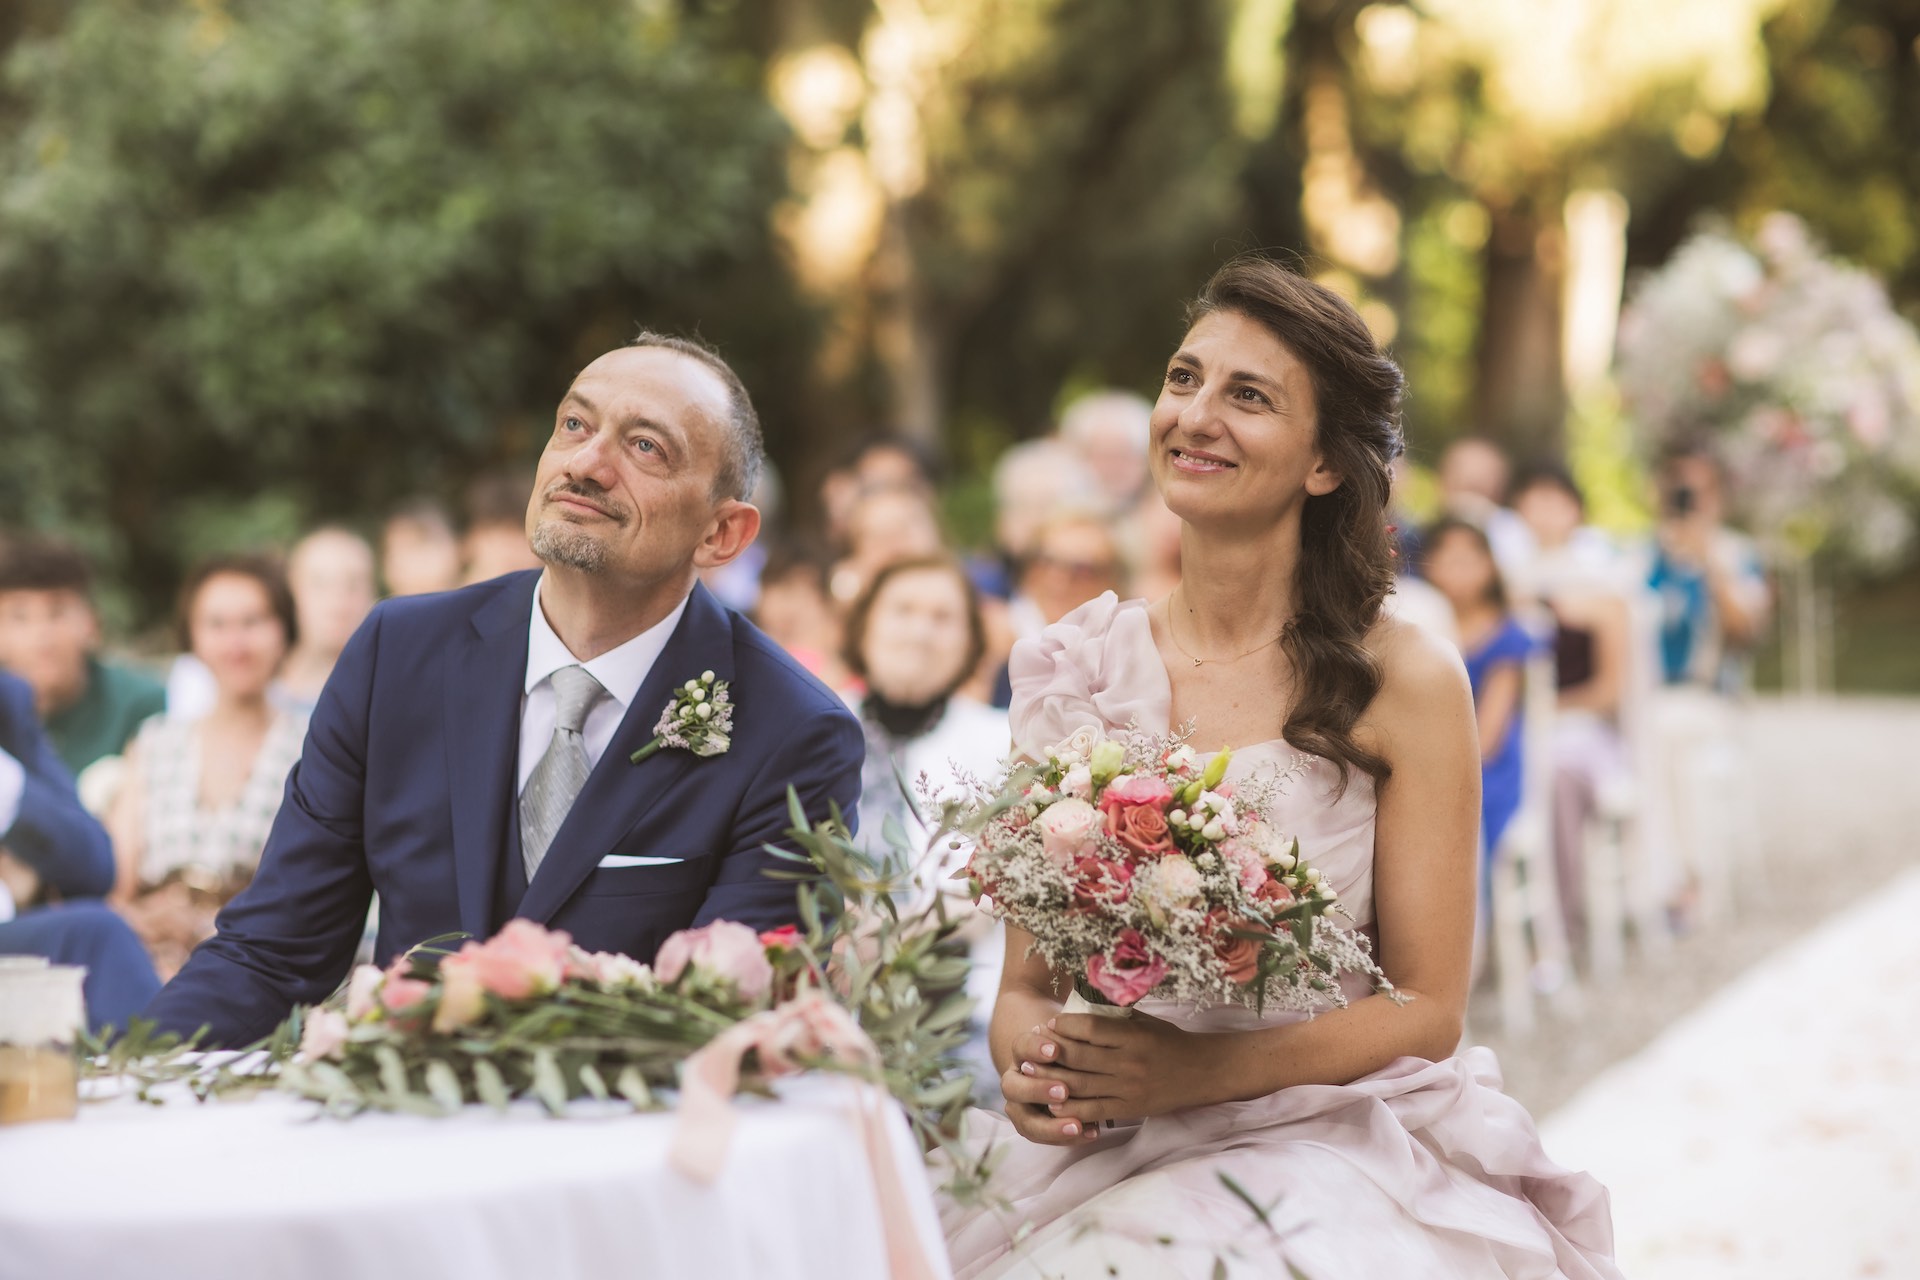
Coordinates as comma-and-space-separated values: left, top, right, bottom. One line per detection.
1465, 695, 1920, 1119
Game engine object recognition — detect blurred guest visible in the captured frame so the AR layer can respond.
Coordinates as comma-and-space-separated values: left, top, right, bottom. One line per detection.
1123, 487, 1184, 604
462, 471, 541, 584
1647, 442, 1769, 693
1017, 512, 1127, 634
819, 432, 941, 552
1513, 466, 1635, 949
0, 669, 161, 1028
1438, 436, 1536, 582
1512, 462, 1623, 593
278, 526, 378, 713
0, 538, 167, 777
829, 485, 946, 606
380, 499, 462, 597
843, 556, 1007, 853
990, 438, 1102, 584
841, 557, 1008, 1051
990, 512, 1128, 708
1423, 519, 1532, 870
1058, 390, 1152, 514
755, 542, 856, 694
701, 461, 783, 615
108, 556, 306, 980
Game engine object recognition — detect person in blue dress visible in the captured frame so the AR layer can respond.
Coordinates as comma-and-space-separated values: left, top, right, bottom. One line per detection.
1421, 518, 1533, 869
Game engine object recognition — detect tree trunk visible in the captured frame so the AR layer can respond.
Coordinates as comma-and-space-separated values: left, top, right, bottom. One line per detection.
1475, 196, 1567, 454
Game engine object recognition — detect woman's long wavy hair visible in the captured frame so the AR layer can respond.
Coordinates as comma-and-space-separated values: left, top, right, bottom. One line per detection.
1186, 256, 1405, 790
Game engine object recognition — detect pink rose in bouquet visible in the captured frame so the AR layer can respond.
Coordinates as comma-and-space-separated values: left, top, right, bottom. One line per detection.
1255, 876, 1295, 908
1220, 838, 1269, 895
1037, 797, 1102, 864
1105, 803, 1175, 859
1208, 910, 1269, 985
657, 920, 774, 1004
1059, 764, 1094, 799
1098, 773, 1175, 813
1085, 928, 1168, 1006
1069, 855, 1134, 910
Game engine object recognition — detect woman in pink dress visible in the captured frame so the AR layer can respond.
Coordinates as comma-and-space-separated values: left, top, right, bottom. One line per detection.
938, 258, 1620, 1278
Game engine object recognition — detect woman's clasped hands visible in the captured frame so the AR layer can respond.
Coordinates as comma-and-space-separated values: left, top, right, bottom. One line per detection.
999, 1007, 1217, 1145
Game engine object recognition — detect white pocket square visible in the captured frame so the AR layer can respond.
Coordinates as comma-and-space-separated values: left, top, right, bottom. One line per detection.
596, 854, 685, 869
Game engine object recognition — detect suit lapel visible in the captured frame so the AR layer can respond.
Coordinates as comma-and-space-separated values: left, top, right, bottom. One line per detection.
517, 583, 738, 924
443, 573, 540, 939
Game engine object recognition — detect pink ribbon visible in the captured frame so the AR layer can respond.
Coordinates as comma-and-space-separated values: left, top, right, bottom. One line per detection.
668, 994, 948, 1280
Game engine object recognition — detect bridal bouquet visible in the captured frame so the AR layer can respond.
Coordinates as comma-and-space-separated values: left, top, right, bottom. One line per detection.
960, 729, 1392, 1015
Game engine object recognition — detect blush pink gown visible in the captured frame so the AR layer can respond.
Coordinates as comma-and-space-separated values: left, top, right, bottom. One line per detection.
937, 594, 1621, 1279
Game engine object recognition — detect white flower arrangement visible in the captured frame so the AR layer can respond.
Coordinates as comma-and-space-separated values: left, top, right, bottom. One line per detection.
631, 671, 733, 763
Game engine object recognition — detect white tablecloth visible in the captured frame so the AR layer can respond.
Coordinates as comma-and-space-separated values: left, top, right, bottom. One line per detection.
0, 1074, 953, 1280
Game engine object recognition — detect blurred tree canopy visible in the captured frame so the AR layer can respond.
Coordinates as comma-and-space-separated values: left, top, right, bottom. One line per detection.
0, 0, 1915, 626
0, 0, 791, 618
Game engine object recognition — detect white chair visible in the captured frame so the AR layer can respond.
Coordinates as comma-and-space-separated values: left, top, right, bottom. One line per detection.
1488, 632, 1581, 1036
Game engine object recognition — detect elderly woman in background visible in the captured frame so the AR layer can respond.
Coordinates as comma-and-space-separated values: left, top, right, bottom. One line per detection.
842, 556, 1010, 1070
108, 555, 307, 979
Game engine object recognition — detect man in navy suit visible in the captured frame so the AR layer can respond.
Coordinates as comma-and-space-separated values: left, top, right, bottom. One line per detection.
0, 668, 162, 1027
145, 333, 864, 1044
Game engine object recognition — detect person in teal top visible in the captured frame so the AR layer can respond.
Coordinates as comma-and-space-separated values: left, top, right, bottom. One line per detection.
0, 538, 167, 777
1422, 518, 1533, 869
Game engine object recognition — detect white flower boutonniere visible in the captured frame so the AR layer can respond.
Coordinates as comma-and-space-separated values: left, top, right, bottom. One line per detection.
630, 671, 733, 763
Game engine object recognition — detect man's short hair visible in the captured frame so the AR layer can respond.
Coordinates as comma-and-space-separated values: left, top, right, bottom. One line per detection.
0, 536, 94, 599
627, 330, 765, 503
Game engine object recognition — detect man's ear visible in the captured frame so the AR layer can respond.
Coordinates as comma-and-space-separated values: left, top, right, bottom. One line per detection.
1305, 454, 1344, 498
692, 501, 763, 571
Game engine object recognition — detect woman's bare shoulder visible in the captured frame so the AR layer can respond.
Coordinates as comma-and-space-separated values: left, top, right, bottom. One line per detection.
1362, 614, 1473, 728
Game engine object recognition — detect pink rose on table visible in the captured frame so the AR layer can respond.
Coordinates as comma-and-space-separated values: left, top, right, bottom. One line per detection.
432, 953, 487, 1032
750, 990, 878, 1074
1084, 929, 1168, 1006
1104, 803, 1175, 859
656, 920, 774, 1004
1069, 855, 1134, 910
297, 1007, 350, 1061
379, 958, 432, 1014
460, 919, 574, 1000
1037, 797, 1102, 865
345, 964, 385, 1021
1097, 774, 1175, 813
758, 925, 801, 953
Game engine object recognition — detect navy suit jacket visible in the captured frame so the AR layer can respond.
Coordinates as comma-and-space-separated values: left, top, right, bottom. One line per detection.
144, 574, 864, 1044
0, 670, 115, 899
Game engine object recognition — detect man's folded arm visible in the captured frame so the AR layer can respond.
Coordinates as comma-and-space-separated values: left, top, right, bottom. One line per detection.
691, 698, 864, 933
142, 609, 387, 1045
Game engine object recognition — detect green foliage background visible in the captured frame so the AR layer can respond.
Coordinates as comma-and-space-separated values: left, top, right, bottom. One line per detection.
0, 0, 1915, 640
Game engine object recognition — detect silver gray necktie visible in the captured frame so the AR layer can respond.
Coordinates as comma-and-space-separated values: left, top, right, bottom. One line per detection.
520, 665, 607, 881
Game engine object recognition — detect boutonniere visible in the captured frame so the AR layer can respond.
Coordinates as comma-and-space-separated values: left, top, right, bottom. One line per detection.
631, 671, 733, 763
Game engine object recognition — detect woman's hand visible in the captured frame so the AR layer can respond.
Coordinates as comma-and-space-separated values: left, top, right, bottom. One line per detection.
1017, 1009, 1215, 1127
1000, 1019, 1102, 1145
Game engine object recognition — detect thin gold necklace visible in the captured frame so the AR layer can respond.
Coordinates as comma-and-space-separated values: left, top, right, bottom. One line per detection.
1165, 591, 1285, 667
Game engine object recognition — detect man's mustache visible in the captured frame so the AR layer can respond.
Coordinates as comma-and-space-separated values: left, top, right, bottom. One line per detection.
543, 480, 631, 523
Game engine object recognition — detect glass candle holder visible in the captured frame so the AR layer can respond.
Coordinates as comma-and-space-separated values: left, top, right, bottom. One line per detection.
0, 962, 86, 1125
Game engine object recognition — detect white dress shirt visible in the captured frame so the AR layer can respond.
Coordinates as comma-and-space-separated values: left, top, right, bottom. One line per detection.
0, 744, 20, 922
517, 576, 690, 795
